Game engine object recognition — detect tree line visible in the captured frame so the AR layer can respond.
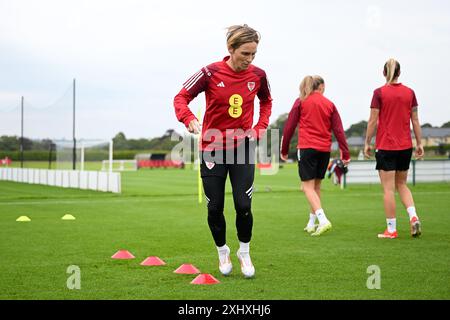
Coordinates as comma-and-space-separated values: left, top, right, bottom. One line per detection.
1, 120, 449, 152
0, 129, 181, 152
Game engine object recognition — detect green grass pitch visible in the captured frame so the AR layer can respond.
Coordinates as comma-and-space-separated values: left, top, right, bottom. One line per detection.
0, 164, 449, 299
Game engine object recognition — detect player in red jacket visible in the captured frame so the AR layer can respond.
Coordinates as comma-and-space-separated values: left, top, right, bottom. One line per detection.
327, 158, 347, 185
365, 59, 424, 239
281, 75, 350, 236
174, 25, 272, 278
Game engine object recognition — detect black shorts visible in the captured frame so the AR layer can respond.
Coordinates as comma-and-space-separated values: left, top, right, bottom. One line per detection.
375, 148, 412, 171
297, 148, 330, 181
200, 138, 256, 178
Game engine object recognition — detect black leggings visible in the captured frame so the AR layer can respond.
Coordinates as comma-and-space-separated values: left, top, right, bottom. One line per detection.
202, 164, 254, 247
201, 141, 256, 247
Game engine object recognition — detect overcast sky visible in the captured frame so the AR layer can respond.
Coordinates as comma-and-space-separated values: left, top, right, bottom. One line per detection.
1, 0, 449, 140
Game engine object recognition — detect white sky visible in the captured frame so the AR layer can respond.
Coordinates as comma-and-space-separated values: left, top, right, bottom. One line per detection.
0, 0, 449, 140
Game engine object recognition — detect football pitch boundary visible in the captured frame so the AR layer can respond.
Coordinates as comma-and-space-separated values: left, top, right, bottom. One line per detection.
1, 189, 449, 206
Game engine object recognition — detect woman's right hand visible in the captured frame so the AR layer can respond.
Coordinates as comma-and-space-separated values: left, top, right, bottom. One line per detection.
188, 119, 202, 134
364, 143, 372, 159
280, 153, 288, 161
415, 144, 424, 160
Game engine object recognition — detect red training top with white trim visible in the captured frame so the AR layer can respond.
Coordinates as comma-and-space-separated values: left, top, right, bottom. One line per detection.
174, 56, 272, 151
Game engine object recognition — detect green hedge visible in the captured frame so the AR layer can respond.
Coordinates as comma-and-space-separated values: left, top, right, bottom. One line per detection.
424, 145, 450, 155
0, 151, 53, 161
2, 147, 448, 162
0, 150, 171, 161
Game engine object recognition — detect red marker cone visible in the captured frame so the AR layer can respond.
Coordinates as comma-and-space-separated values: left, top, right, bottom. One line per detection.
111, 250, 135, 259
174, 264, 200, 274
140, 256, 166, 266
190, 274, 220, 285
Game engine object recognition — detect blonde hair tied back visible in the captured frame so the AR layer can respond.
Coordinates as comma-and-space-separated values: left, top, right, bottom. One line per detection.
226, 24, 260, 50
299, 75, 324, 100
384, 58, 401, 84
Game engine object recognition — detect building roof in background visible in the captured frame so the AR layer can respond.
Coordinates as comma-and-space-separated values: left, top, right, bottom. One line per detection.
347, 136, 365, 146
422, 128, 450, 138
332, 128, 450, 151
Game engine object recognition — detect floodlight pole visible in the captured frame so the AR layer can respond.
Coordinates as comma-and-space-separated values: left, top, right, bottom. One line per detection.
20, 96, 24, 168
72, 78, 76, 170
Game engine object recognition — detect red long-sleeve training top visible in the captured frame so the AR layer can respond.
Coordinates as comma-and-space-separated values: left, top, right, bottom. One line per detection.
174, 56, 272, 151
281, 92, 350, 160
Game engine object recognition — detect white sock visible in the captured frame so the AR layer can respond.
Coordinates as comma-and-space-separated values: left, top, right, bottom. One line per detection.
315, 209, 329, 225
217, 244, 229, 253
239, 241, 250, 253
217, 245, 230, 263
406, 206, 418, 221
307, 213, 316, 227
386, 218, 396, 233
238, 242, 253, 268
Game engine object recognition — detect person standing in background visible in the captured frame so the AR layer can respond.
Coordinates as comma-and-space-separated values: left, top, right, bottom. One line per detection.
364, 58, 424, 239
281, 75, 350, 236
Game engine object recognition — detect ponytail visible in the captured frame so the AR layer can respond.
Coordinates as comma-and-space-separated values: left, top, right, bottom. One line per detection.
299, 75, 325, 101
383, 58, 401, 84
300, 76, 314, 101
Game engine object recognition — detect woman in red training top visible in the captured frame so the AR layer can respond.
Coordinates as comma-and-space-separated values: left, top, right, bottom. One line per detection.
365, 59, 424, 239
173, 25, 272, 278
281, 75, 350, 236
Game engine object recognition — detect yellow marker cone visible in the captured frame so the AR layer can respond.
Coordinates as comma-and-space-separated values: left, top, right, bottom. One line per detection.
62, 214, 76, 220
16, 216, 31, 222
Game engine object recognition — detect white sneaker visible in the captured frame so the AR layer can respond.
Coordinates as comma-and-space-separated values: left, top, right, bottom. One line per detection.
311, 221, 332, 236
303, 223, 317, 233
236, 249, 255, 278
218, 245, 232, 276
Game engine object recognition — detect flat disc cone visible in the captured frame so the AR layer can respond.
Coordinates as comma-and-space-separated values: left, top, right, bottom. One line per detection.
190, 274, 220, 285
16, 216, 31, 222
141, 256, 166, 266
174, 264, 200, 274
111, 250, 135, 259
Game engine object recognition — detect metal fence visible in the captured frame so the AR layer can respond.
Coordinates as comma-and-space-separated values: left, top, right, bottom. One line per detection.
345, 159, 450, 185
